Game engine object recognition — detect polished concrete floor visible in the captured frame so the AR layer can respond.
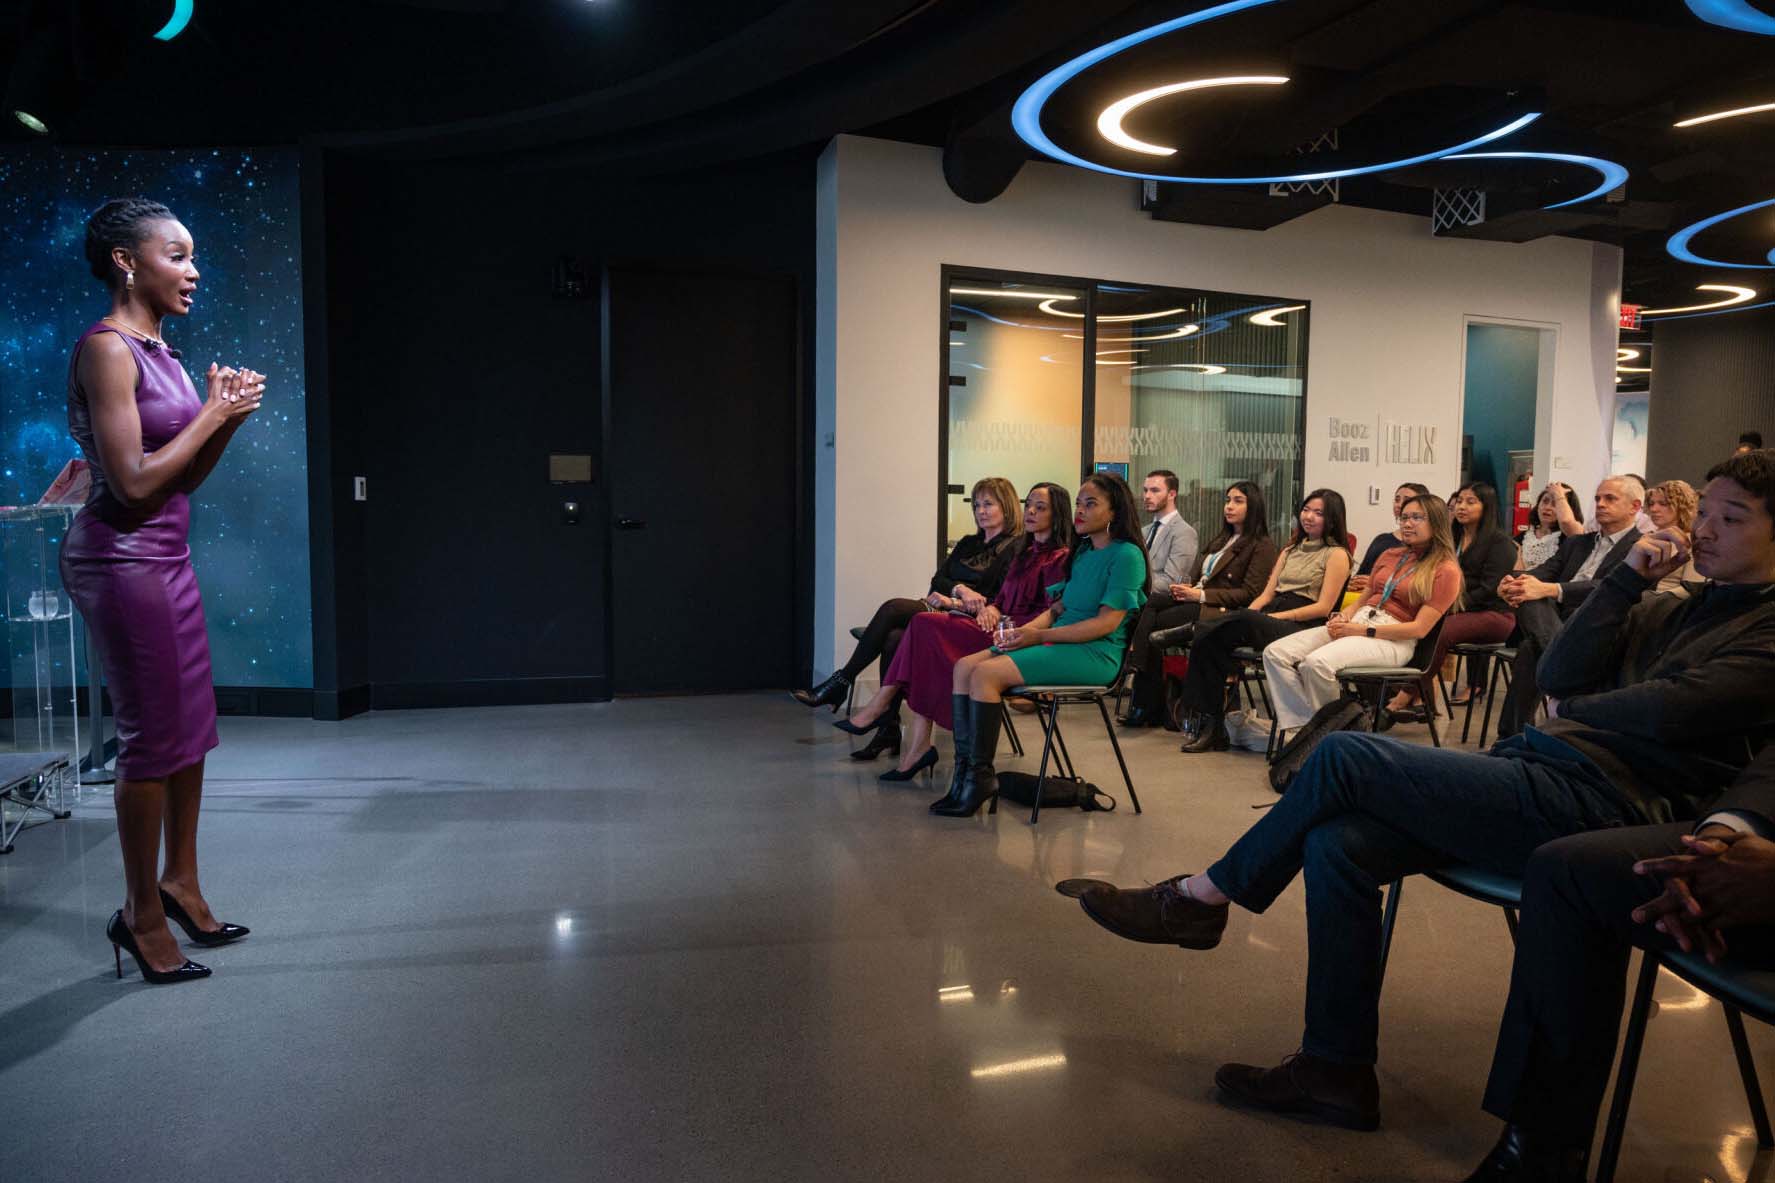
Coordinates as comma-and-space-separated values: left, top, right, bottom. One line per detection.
0, 695, 1768, 1182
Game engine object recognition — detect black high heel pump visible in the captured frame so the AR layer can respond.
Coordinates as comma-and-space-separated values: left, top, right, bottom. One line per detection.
159, 887, 251, 947
879, 747, 938, 782
107, 910, 210, 985
833, 712, 891, 737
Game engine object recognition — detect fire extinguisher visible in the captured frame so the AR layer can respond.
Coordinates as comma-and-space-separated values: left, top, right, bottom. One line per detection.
1513, 475, 1533, 534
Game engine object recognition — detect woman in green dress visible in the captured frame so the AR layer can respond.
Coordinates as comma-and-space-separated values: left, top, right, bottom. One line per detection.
932, 472, 1150, 817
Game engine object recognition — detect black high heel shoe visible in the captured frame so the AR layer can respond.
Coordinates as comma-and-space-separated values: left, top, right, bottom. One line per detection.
159, 887, 251, 947
850, 716, 902, 761
833, 712, 891, 737
879, 747, 938, 782
107, 910, 210, 985
792, 671, 852, 712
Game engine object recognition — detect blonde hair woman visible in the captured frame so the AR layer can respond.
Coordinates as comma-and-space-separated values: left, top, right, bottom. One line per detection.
1258, 494, 1463, 732
1646, 479, 1700, 596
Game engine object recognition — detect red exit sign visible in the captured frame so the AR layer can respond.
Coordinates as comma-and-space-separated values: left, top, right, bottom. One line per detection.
1620, 304, 1643, 330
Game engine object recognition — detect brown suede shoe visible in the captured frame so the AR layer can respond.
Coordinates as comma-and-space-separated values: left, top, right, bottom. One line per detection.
1076, 878, 1227, 949
1214, 1052, 1381, 1131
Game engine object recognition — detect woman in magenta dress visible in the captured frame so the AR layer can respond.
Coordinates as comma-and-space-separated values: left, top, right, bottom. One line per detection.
63, 198, 265, 985
843, 483, 1073, 781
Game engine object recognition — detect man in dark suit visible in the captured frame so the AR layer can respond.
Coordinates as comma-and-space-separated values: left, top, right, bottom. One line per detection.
1460, 748, 1775, 1181
1496, 476, 1648, 738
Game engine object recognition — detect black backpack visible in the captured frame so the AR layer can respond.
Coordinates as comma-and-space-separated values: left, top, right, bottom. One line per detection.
1267, 698, 1373, 794
996, 771, 1117, 812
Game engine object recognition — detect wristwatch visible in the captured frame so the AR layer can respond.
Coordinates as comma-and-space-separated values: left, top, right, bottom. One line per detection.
1365, 626, 1376, 638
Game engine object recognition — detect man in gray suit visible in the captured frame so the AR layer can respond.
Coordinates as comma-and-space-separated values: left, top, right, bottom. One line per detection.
1496, 476, 1648, 738
1141, 470, 1199, 595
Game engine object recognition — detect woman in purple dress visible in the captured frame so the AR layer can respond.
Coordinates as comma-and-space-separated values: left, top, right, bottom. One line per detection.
841, 482, 1073, 781
64, 198, 265, 985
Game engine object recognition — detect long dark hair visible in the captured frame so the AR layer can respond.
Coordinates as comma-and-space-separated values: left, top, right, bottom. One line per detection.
1289, 488, 1349, 553
1203, 480, 1270, 556
1019, 481, 1075, 555
1067, 471, 1148, 579
1451, 481, 1501, 548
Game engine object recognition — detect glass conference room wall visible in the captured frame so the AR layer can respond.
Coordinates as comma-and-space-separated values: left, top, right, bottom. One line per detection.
939, 267, 1309, 559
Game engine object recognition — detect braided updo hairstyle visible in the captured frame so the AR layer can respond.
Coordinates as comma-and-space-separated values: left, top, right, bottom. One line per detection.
83, 197, 175, 288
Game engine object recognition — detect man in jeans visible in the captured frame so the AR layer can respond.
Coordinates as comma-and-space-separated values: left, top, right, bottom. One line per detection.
1071, 451, 1775, 1132
1457, 747, 1775, 1181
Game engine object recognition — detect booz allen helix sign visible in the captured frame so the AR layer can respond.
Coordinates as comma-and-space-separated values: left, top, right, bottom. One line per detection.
1326, 417, 1437, 466
1327, 417, 1372, 463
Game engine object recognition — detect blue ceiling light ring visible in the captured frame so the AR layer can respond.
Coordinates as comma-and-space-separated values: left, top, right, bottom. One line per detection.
1666, 196, 1775, 269
153, 0, 194, 41
1685, 0, 1775, 34
1011, 0, 1542, 185
1442, 151, 1629, 209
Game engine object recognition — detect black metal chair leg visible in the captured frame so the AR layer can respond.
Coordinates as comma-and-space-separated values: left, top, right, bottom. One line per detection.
1724, 1005, 1775, 1147
1378, 879, 1404, 987
1053, 716, 1077, 781
1478, 656, 1506, 748
1096, 696, 1141, 813
1029, 698, 1061, 825
1596, 952, 1662, 1183
1425, 691, 1442, 748
1001, 703, 1024, 757
1503, 907, 1518, 943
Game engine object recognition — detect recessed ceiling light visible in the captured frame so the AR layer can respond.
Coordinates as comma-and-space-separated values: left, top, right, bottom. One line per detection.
1674, 100, 1775, 128
13, 109, 48, 135
1248, 304, 1306, 326
1096, 76, 1289, 157
1666, 196, 1775, 269
1038, 299, 1186, 322
949, 288, 1079, 301
1443, 151, 1629, 209
1640, 284, 1758, 315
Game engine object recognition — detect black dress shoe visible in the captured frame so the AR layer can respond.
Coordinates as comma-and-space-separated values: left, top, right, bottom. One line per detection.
1077, 879, 1228, 949
158, 888, 250, 947
1180, 715, 1229, 753
1459, 1124, 1589, 1182
850, 716, 902, 761
1118, 705, 1161, 729
1214, 1052, 1380, 1131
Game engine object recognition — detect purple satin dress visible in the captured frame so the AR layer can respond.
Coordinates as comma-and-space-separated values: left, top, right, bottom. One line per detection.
60, 324, 219, 780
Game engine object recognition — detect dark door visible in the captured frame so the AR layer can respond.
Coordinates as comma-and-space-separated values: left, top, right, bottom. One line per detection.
604, 266, 797, 693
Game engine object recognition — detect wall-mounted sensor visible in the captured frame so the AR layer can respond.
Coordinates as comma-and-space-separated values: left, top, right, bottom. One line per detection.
353, 477, 367, 502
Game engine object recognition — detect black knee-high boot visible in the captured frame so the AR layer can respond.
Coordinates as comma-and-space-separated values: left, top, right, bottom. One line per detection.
932, 700, 1001, 817
930, 695, 972, 811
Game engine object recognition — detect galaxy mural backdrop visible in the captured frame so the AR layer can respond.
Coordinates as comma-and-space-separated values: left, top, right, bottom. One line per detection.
0, 148, 312, 687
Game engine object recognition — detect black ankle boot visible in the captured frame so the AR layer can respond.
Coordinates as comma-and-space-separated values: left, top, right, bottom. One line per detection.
1181, 713, 1229, 753
792, 671, 852, 711
930, 695, 973, 811
932, 701, 1000, 817
1460, 1123, 1589, 1182
850, 709, 902, 761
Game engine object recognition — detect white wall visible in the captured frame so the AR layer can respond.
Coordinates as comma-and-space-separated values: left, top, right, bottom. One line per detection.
814, 134, 1621, 678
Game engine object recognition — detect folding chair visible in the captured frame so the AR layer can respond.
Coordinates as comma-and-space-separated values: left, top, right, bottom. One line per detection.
1001, 647, 1141, 824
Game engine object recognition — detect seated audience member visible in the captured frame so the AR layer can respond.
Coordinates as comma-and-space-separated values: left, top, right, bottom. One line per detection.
1516, 483, 1582, 571
1645, 478, 1701, 596
1461, 746, 1775, 1182
1140, 469, 1199, 598
932, 473, 1148, 818
1121, 481, 1278, 727
793, 476, 1020, 750
1739, 430, 1764, 454
1175, 489, 1352, 753
1350, 483, 1432, 593
840, 483, 1072, 781
1384, 482, 1518, 720
1257, 493, 1461, 734
1071, 450, 1775, 1133
1495, 475, 1647, 738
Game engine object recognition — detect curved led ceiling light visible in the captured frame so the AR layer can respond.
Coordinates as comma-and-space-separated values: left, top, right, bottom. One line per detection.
154, 0, 195, 40
1095, 348, 1149, 356
1443, 151, 1629, 209
1062, 325, 1200, 342
948, 288, 1079, 301
1249, 304, 1306, 326
1096, 75, 1290, 156
1133, 363, 1229, 374
1685, 0, 1775, 34
1010, 0, 1544, 185
1616, 348, 1641, 361
1616, 365, 1653, 372
1037, 299, 1187, 321
1675, 100, 1775, 127
1666, 196, 1775, 268
1640, 284, 1758, 316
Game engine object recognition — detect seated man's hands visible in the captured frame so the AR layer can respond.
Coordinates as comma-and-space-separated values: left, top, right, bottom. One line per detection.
1498, 574, 1558, 607
1626, 528, 1691, 583
1633, 831, 1775, 962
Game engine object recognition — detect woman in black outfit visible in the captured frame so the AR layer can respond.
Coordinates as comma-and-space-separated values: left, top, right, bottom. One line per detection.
1176, 489, 1352, 752
792, 476, 1020, 758
1121, 481, 1278, 727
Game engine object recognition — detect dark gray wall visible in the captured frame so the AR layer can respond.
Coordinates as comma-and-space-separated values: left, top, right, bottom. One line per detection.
1646, 306, 1775, 486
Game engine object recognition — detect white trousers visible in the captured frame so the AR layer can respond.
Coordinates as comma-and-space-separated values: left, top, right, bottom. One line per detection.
1260, 606, 1416, 730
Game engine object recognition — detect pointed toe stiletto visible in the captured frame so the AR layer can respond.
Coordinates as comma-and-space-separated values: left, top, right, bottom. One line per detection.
107, 910, 211, 985
879, 747, 938, 783
159, 888, 250, 947
850, 716, 903, 761
832, 713, 890, 737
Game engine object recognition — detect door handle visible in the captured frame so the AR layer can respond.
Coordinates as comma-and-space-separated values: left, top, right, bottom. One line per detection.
616, 517, 647, 530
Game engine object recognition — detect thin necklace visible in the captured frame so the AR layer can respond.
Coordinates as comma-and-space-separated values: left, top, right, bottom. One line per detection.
102, 315, 166, 350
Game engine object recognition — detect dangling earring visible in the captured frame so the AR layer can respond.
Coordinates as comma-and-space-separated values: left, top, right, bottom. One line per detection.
124, 270, 134, 291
